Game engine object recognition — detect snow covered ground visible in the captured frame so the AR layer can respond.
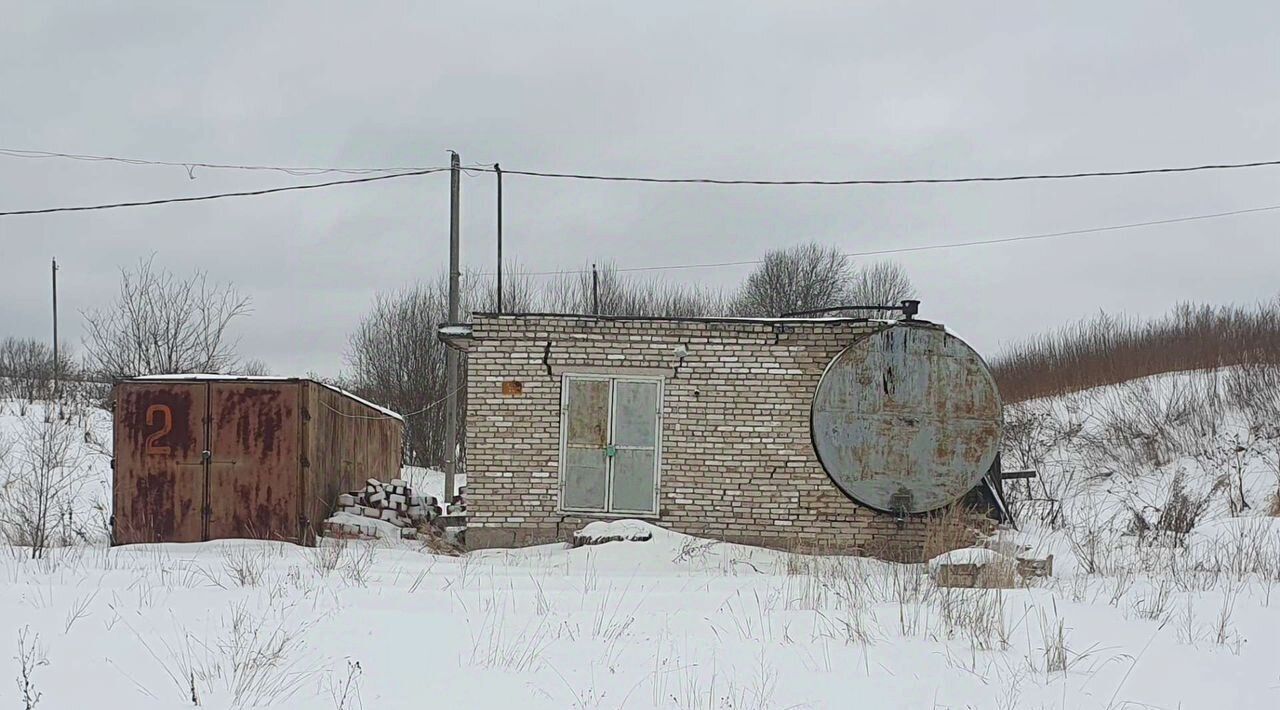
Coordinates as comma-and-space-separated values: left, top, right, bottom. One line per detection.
0, 367, 1277, 708
0, 519, 1276, 709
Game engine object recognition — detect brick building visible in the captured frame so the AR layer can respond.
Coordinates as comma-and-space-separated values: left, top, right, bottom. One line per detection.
440, 313, 1006, 559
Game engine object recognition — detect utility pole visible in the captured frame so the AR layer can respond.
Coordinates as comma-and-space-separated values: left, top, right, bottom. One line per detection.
495, 163, 503, 314
592, 263, 599, 315
51, 258, 59, 398
444, 152, 461, 504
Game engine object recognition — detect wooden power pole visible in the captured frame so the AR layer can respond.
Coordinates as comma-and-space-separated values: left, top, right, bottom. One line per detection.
495, 163, 503, 314
51, 257, 59, 398
444, 152, 461, 503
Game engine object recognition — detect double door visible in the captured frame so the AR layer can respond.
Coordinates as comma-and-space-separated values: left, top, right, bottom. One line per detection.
560, 375, 661, 516
113, 380, 299, 543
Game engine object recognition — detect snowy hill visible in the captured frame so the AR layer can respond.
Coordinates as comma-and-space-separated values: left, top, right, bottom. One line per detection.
1003, 368, 1279, 565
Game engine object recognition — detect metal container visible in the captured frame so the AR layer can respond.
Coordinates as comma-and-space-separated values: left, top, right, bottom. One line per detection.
810, 322, 1002, 515
112, 376, 403, 545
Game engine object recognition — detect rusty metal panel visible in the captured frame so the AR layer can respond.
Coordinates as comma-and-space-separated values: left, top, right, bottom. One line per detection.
113, 376, 403, 546
205, 381, 301, 541
301, 382, 404, 542
113, 382, 207, 543
811, 323, 1002, 514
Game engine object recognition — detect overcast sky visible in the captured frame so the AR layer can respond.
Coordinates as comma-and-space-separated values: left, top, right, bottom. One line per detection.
2, 2, 1278, 376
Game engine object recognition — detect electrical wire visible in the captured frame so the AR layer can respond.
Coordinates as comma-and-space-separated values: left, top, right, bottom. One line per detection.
0, 148, 427, 176
458, 159, 1280, 185
318, 386, 464, 420
0, 169, 447, 217
490, 202, 1280, 277
5, 146, 1280, 185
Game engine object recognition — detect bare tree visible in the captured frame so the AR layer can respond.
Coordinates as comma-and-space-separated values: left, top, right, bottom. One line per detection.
81, 257, 252, 379
847, 261, 916, 313
230, 358, 273, 376
346, 277, 453, 467
478, 262, 540, 314
734, 243, 851, 316
346, 263, 727, 466
543, 262, 728, 316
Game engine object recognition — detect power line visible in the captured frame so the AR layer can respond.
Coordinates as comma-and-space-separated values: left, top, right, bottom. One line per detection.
460, 160, 1280, 186
0, 148, 428, 176
491, 202, 1280, 277
0, 169, 447, 217
5, 146, 1280, 185
317, 385, 463, 420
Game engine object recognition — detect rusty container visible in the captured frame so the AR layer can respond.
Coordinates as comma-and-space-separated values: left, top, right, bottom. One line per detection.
810, 322, 1003, 515
111, 376, 403, 545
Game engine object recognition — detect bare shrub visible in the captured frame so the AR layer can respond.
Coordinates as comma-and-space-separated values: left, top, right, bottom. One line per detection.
131, 601, 318, 708
0, 414, 88, 556
308, 537, 347, 576
1061, 513, 1120, 576
0, 338, 75, 402
467, 607, 553, 672
1212, 583, 1242, 652
339, 540, 378, 587
81, 256, 252, 379
15, 626, 47, 710
1226, 358, 1280, 509
1174, 596, 1200, 644
1034, 602, 1121, 677
1039, 606, 1070, 674
326, 660, 362, 710
222, 545, 268, 587
1129, 577, 1174, 622
1154, 473, 1215, 543
936, 588, 1009, 649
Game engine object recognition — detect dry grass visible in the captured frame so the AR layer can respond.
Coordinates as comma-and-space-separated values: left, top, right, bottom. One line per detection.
921, 505, 989, 562
992, 300, 1280, 403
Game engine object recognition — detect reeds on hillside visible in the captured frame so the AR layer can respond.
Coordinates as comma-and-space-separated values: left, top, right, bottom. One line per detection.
992, 299, 1280, 403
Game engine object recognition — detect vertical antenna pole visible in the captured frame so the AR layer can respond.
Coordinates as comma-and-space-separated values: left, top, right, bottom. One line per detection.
445, 151, 461, 503
495, 163, 503, 314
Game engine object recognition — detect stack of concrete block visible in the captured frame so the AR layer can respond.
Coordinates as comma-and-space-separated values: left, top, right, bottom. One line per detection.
335, 478, 443, 529
322, 514, 409, 540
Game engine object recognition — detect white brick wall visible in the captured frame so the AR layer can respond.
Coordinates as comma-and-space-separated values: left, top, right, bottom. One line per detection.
461, 314, 950, 557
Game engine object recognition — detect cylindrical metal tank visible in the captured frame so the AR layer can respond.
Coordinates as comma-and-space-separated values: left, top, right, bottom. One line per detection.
810, 321, 1002, 515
